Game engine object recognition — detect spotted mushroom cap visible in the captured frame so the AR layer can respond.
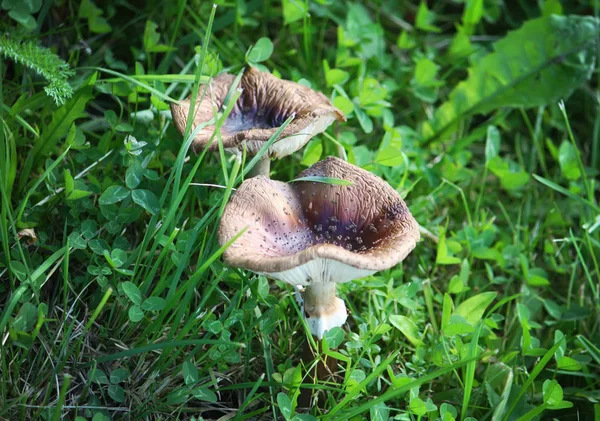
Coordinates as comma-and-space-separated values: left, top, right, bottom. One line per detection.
218, 157, 420, 286
170, 67, 346, 158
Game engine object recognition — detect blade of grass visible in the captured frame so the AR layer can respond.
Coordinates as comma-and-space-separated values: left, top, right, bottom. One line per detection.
461, 323, 483, 420
501, 337, 565, 421
90, 339, 245, 364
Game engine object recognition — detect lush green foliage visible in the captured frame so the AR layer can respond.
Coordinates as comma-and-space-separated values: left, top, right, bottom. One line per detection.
1, 1, 599, 420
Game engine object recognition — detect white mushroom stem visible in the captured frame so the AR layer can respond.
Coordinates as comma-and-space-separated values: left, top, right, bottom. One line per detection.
246, 156, 271, 178
299, 282, 347, 339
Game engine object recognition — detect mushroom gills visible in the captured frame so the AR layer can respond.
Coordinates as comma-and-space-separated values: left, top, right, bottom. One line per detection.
297, 281, 347, 340
266, 257, 375, 286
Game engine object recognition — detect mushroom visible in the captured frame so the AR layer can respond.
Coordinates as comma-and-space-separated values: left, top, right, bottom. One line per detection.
218, 156, 420, 338
170, 68, 346, 177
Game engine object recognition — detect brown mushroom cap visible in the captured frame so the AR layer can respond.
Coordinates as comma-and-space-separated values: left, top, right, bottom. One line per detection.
218, 157, 420, 285
170, 68, 346, 158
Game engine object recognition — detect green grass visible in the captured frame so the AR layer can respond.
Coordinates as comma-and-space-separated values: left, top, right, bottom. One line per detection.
1, 1, 599, 420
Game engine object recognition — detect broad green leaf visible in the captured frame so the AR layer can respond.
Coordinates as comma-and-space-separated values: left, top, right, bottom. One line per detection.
462, 0, 483, 30
543, 379, 563, 406
323, 327, 345, 349
354, 105, 373, 133
429, 15, 599, 139
67, 189, 92, 200
325, 68, 350, 87
12, 302, 37, 332
128, 305, 144, 322
444, 314, 475, 336
556, 356, 582, 371
413, 58, 440, 87
99, 185, 130, 205
558, 141, 581, 180
389, 315, 422, 346
436, 229, 461, 265
141, 297, 166, 311
527, 274, 550, 286
79, 0, 111, 33
542, 0, 563, 16
68, 232, 87, 250
9, 261, 27, 282
143, 20, 173, 52
333, 96, 354, 115
397, 31, 416, 49
277, 392, 293, 420
449, 27, 473, 58
376, 128, 405, 167
485, 125, 500, 163
110, 368, 129, 384
64, 169, 74, 194
300, 139, 323, 166
126, 161, 144, 189
455, 292, 497, 326
192, 387, 217, 403
107, 384, 125, 402
283, 0, 308, 24
410, 397, 427, 416
442, 293, 453, 328
182, 361, 198, 385
8, 10, 36, 30
89, 368, 109, 384
109, 249, 127, 268
416, 2, 441, 33
370, 402, 390, 421
131, 189, 160, 215
122, 282, 142, 306
247, 38, 274, 63
488, 157, 530, 190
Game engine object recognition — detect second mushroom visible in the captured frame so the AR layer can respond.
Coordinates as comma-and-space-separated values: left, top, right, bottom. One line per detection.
218, 157, 420, 338
170, 67, 345, 177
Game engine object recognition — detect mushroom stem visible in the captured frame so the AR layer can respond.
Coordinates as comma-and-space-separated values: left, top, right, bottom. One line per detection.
301, 282, 347, 339
246, 156, 271, 178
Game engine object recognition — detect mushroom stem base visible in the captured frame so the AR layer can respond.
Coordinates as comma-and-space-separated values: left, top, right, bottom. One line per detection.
301, 282, 347, 339
246, 156, 271, 178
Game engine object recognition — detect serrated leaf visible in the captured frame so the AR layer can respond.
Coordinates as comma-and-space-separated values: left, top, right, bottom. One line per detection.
430, 15, 599, 138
